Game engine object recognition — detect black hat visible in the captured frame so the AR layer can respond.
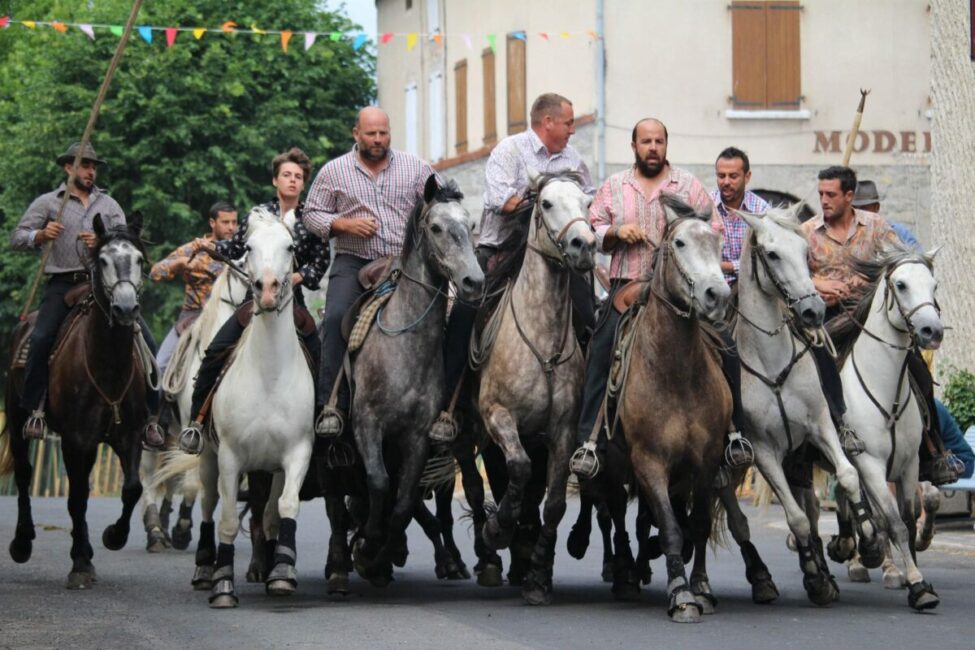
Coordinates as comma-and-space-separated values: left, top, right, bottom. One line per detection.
56, 142, 105, 166
852, 180, 881, 207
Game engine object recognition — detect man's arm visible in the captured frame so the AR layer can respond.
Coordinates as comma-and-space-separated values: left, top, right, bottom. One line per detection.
10, 195, 53, 251
303, 168, 342, 240
150, 241, 196, 282
483, 142, 524, 214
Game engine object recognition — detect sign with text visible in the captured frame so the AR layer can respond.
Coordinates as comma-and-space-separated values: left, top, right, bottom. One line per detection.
814, 131, 931, 155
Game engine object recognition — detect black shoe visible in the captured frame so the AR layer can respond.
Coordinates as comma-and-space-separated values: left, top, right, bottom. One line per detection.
724, 431, 754, 468
838, 423, 866, 456
142, 417, 166, 451
570, 442, 604, 480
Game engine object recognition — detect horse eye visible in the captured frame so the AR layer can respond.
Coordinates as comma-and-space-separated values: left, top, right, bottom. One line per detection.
542, 200, 553, 210
431, 224, 443, 235
287, 244, 295, 253
767, 250, 779, 261
674, 239, 685, 248
895, 280, 906, 291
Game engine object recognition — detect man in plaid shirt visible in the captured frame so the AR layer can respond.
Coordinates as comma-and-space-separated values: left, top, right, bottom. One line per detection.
709, 147, 768, 285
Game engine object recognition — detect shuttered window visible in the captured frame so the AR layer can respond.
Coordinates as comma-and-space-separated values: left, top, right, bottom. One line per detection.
454, 59, 468, 154
506, 33, 527, 134
482, 48, 497, 146
731, 1, 801, 110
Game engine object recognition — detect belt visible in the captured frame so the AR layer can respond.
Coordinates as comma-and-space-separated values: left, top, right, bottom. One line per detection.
50, 271, 91, 284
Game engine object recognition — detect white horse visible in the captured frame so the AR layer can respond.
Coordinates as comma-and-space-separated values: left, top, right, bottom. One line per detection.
139, 265, 247, 552
197, 208, 314, 608
830, 247, 944, 610
734, 207, 883, 606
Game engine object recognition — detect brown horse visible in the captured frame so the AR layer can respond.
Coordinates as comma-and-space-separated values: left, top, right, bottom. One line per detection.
2, 214, 150, 589
616, 195, 732, 622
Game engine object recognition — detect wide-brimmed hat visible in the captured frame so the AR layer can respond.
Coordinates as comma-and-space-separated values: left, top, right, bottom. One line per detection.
852, 180, 880, 207
56, 142, 105, 166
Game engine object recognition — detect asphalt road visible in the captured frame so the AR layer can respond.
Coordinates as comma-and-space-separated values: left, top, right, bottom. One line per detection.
0, 494, 973, 649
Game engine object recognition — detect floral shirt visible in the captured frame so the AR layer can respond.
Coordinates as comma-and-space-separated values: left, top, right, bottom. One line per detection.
150, 235, 224, 312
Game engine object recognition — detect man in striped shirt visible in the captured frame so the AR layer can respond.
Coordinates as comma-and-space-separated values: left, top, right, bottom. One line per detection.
305, 106, 436, 436
709, 147, 769, 285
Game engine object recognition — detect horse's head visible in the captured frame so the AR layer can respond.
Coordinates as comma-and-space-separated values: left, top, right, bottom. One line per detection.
242, 207, 295, 313
92, 212, 147, 326
658, 194, 729, 322
411, 175, 484, 302
881, 248, 943, 350
737, 204, 825, 329
527, 168, 596, 273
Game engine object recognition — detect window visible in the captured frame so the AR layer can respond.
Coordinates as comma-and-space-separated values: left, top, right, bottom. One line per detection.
506, 33, 527, 134
428, 71, 444, 161
405, 83, 418, 155
482, 48, 497, 146
454, 59, 468, 154
730, 2, 801, 110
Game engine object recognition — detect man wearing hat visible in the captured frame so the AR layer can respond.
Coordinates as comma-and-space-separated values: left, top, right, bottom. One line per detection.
853, 179, 921, 250
10, 142, 165, 448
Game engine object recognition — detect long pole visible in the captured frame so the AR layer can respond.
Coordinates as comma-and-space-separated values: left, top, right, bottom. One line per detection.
841, 89, 870, 167
19, 0, 144, 320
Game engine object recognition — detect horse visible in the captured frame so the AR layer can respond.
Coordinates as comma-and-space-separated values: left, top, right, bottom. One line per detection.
734, 205, 884, 607
472, 168, 595, 605
2, 214, 151, 589
190, 207, 315, 608
825, 247, 944, 610
139, 264, 248, 553
348, 175, 484, 585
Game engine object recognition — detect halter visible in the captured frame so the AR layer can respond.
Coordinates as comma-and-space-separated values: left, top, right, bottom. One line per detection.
91, 239, 147, 328
648, 216, 710, 320
525, 186, 591, 269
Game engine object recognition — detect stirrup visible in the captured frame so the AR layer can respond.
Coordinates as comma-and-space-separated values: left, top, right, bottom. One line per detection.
724, 431, 754, 468
23, 410, 48, 440
570, 442, 602, 480
838, 424, 866, 456
142, 417, 167, 451
429, 411, 458, 443
315, 406, 345, 438
178, 422, 205, 456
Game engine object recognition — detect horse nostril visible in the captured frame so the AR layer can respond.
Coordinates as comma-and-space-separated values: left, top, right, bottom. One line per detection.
255, 280, 263, 291
569, 237, 584, 250
704, 287, 717, 305
802, 308, 816, 325
920, 326, 933, 339
462, 276, 483, 292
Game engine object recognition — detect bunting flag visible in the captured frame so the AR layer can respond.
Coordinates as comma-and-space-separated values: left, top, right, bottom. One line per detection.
250, 24, 266, 35
352, 33, 366, 50
432, 33, 442, 46
486, 33, 496, 53
539, 32, 549, 40
138, 25, 152, 43
193, 27, 206, 39
329, 31, 342, 42
281, 30, 292, 52
512, 31, 526, 41
406, 32, 417, 51
23, 20, 36, 29
78, 24, 95, 40
110, 25, 123, 37
51, 21, 67, 33
165, 27, 177, 47
304, 32, 316, 50
380, 31, 393, 44
220, 21, 237, 33
0, 16, 10, 29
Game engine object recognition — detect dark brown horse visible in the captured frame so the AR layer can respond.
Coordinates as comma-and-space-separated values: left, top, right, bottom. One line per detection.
2, 214, 150, 589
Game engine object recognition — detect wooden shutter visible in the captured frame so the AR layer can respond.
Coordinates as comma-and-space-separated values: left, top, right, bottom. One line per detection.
506, 33, 527, 135
766, 2, 801, 108
731, 2, 767, 109
482, 48, 497, 146
454, 59, 468, 154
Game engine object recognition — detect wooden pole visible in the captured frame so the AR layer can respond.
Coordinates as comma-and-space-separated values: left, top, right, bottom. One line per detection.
19, 0, 145, 320
841, 89, 871, 167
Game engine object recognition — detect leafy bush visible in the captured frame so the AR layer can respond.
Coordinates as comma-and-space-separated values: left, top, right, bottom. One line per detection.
942, 368, 975, 431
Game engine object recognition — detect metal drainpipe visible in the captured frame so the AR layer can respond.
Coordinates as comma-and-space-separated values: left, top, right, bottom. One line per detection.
596, 0, 606, 183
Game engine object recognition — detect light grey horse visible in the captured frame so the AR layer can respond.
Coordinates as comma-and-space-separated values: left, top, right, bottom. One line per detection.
734, 206, 883, 606
475, 169, 596, 605
350, 176, 484, 584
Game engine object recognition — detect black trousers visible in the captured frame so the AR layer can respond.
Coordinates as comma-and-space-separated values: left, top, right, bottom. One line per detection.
22, 274, 158, 414
318, 254, 370, 413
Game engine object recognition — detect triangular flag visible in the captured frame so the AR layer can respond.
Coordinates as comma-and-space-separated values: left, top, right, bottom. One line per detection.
109, 25, 123, 36
329, 32, 342, 42
304, 32, 316, 50
462, 33, 472, 50
539, 32, 549, 41
193, 28, 206, 39
281, 30, 293, 52
251, 24, 266, 35
380, 32, 393, 44
0, 16, 9, 29
165, 27, 177, 47
432, 33, 442, 46
353, 34, 367, 50
560, 31, 570, 39
138, 26, 152, 44
51, 21, 68, 33
512, 31, 526, 41
23, 20, 37, 29
221, 21, 237, 33
406, 33, 417, 51
486, 33, 496, 53
587, 30, 599, 41
78, 24, 95, 40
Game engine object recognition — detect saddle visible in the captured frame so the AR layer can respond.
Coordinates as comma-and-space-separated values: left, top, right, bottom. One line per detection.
358, 256, 395, 291
612, 279, 651, 314
12, 286, 94, 371
340, 260, 400, 348
64, 282, 92, 308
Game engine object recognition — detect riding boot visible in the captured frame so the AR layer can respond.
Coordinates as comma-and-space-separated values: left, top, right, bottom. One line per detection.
910, 352, 963, 485
715, 323, 754, 469
810, 344, 865, 456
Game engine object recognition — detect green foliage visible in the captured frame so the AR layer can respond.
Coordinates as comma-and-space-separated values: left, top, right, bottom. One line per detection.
942, 368, 975, 432
0, 0, 374, 364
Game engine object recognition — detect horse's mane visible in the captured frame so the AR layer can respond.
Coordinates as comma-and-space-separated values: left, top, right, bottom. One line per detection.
401, 177, 465, 261
827, 243, 935, 365
244, 206, 282, 239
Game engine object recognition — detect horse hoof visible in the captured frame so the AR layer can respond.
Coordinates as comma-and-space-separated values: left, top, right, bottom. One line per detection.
9, 537, 33, 564
602, 561, 614, 584
883, 569, 907, 590
171, 523, 193, 551
804, 573, 839, 607
858, 542, 885, 570
102, 525, 128, 551
751, 578, 779, 604
694, 595, 716, 615
847, 561, 870, 583
482, 517, 513, 551
266, 579, 296, 596
326, 572, 350, 595
566, 525, 590, 560
445, 560, 469, 581
915, 532, 934, 553
522, 585, 553, 606
192, 565, 214, 591
670, 604, 702, 624
66, 571, 94, 590
476, 563, 503, 588
908, 581, 939, 611
246, 564, 266, 583
146, 528, 167, 553
209, 594, 238, 609
691, 580, 717, 614
826, 535, 855, 564
786, 533, 798, 552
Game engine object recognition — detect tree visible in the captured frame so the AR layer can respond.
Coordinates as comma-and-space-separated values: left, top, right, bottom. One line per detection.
0, 0, 375, 366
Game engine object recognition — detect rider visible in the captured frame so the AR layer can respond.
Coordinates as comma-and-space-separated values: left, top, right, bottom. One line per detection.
304, 106, 437, 437
569, 119, 752, 480
710, 147, 769, 286
150, 201, 238, 436
803, 165, 960, 485
178, 148, 329, 453
10, 142, 164, 447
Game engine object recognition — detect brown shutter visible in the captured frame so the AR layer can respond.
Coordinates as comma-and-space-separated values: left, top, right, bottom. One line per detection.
482, 48, 497, 146
506, 33, 527, 135
766, 2, 801, 108
731, 2, 768, 109
454, 59, 468, 154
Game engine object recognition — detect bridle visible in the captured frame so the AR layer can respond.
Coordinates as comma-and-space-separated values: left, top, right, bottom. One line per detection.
524, 184, 592, 269
649, 216, 713, 320
734, 236, 818, 337
91, 238, 146, 327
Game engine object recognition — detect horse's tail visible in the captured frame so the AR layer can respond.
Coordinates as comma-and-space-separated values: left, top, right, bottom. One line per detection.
710, 492, 731, 551
145, 450, 201, 493
419, 448, 459, 492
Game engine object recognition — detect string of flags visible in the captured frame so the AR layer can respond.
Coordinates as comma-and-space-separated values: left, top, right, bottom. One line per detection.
0, 17, 601, 53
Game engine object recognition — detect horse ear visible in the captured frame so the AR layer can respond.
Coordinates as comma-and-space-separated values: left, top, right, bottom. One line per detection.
526, 166, 542, 189
737, 209, 765, 234
925, 245, 943, 260
92, 213, 107, 239
423, 174, 439, 204
128, 210, 144, 238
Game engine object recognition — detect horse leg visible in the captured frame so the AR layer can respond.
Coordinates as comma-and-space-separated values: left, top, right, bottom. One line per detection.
689, 486, 717, 615
139, 450, 167, 552
456, 443, 503, 586
353, 415, 392, 585
753, 445, 838, 606
63, 442, 98, 589
596, 499, 616, 583
211, 451, 242, 608
718, 482, 778, 603
566, 493, 594, 560
522, 429, 571, 606
266, 445, 311, 597
634, 493, 654, 585
159, 487, 174, 546
436, 481, 471, 579
383, 434, 430, 570
915, 481, 939, 552
7, 410, 37, 564
414, 498, 454, 579
172, 478, 196, 552
887, 468, 938, 610
481, 406, 529, 552
192, 450, 218, 590
881, 542, 906, 589
102, 434, 142, 552
324, 494, 352, 594
246, 471, 272, 583
828, 491, 858, 565
607, 479, 638, 600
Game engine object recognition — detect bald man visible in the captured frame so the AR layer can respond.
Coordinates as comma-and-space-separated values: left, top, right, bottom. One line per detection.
305, 106, 438, 436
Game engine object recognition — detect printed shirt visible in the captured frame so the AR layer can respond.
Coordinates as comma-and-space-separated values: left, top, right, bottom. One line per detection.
150, 235, 225, 313
801, 208, 901, 301
10, 183, 126, 274
709, 189, 769, 284
303, 147, 436, 260
479, 128, 594, 249
590, 166, 721, 281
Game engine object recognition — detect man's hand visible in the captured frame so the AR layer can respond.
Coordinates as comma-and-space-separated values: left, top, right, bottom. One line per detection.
78, 230, 98, 250
814, 277, 849, 306
332, 216, 378, 239
34, 221, 65, 245
501, 195, 526, 214
616, 224, 647, 245
720, 261, 736, 273
291, 272, 303, 286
